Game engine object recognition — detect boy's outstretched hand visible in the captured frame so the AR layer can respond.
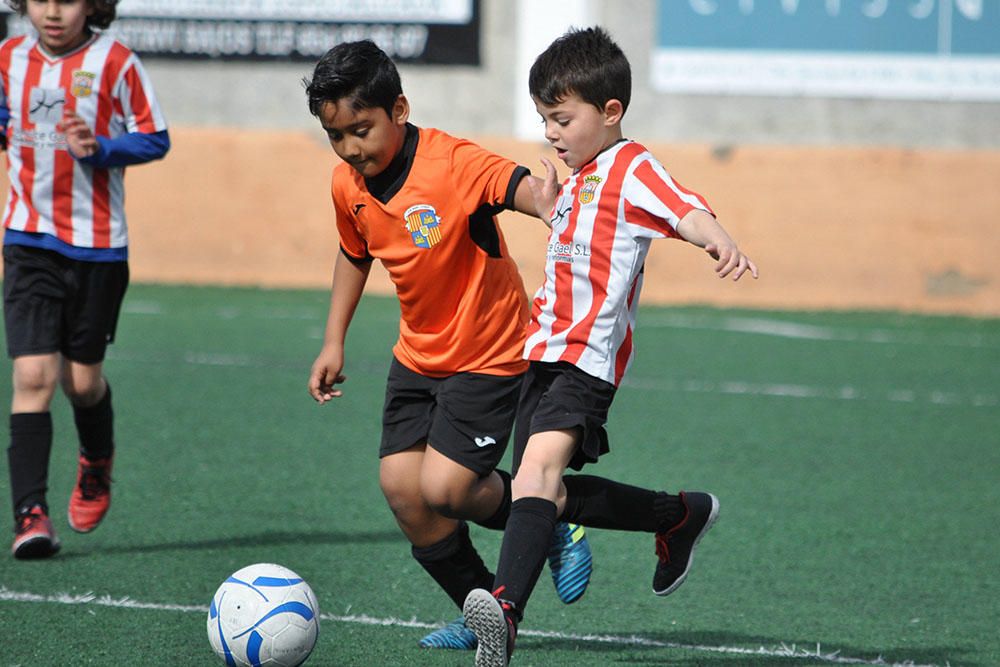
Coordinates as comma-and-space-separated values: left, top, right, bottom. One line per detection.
676, 209, 759, 281
58, 111, 99, 159
526, 157, 560, 227
308, 345, 347, 404
704, 242, 759, 281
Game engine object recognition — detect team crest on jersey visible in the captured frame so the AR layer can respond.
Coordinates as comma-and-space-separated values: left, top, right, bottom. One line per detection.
403, 204, 443, 249
71, 70, 96, 98
579, 175, 603, 204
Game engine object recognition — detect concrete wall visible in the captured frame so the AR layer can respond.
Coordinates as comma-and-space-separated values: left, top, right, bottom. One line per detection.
3, 2, 997, 317
145, 0, 1000, 149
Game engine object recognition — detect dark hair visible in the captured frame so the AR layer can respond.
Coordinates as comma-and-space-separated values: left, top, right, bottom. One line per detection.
304, 40, 403, 118
529, 26, 631, 115
5, 0, 118, 30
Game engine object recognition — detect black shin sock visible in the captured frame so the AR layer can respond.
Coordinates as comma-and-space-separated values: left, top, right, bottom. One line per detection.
493, 497, 557, 615
8, 412, 54, 514
73, 383, 114, 460
474, 469, 511, 531
412, 521, 494, 610
561, 474, 684, 532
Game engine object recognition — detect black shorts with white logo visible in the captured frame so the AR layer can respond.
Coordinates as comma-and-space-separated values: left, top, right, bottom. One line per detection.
380, 357, 524, 477
3, 244, 129, 363
512, 360, 617, 474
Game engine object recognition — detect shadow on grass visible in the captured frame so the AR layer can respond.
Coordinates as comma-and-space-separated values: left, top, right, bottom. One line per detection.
520, 629, 972, 667
57, 529, 405, 559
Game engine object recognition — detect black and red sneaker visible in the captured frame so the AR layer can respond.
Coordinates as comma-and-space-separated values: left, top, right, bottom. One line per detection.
463, 587, 518, 667
652, 491, 719, 596
68, 454, 113, 533
12, 504, 61, 559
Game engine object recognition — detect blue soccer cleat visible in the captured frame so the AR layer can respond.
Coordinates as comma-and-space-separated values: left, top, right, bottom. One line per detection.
418, 617, 478, 650
547, 521, 592, 604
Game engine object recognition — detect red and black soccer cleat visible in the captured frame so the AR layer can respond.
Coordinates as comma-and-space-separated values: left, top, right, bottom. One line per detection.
68, 454, 113, 533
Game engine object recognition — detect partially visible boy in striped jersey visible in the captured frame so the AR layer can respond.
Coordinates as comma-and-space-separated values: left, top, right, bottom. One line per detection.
464, 26, 759, 665
0, 0, 169, 558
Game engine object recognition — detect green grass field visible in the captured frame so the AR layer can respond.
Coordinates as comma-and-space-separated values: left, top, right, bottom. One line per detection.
0, 284, 997, 666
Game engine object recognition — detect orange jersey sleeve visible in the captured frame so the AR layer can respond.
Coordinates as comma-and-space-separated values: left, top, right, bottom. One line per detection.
329, 127, 529, 377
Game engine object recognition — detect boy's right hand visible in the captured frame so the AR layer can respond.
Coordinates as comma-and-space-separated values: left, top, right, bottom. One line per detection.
308, 345, 347, 404
527, 157, 560, 226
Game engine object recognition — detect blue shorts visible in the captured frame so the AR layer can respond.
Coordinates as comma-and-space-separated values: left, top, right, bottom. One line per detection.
380, 357, 524, 477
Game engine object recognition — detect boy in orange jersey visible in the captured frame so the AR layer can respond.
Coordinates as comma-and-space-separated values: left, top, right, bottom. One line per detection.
304, 40, 591, 650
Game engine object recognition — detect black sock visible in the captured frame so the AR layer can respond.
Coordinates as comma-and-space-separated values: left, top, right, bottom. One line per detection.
8, 412, 53, 514
73, 383, 114, 460
412, 521, 494, 610
474, 469, 511, 531
561, 474, 684, 533
493, 497, 557, 616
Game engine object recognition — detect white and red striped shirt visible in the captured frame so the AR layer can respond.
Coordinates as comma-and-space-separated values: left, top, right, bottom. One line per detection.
524, 140, 713, 386
0, 32, 166, 258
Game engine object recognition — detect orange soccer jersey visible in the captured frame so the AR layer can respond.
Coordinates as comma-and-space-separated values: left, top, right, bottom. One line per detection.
332, 125, 530, 377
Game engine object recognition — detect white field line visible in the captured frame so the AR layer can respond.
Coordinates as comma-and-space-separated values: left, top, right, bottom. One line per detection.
105, 347, 999, 410
643, 313, 997, 349
113, 306, 998, 409
123, 303, 996, 350
620, 376, 998, 409
0, 587, 947, 667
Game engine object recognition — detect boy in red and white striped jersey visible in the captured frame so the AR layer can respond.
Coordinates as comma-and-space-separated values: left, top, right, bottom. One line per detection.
0, 0, 169, 559
464, 27, 758, 665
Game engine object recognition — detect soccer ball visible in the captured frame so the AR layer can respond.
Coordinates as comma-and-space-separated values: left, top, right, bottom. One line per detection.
207, 563, 320, 667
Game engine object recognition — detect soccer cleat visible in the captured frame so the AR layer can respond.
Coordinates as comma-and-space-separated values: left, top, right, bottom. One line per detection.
547, 521, 592, 603
12, 505, 61, 559
652, 491, 719, 596
464, 588, 517, 667
68, 454, 113, 533
418, 617, 477, 649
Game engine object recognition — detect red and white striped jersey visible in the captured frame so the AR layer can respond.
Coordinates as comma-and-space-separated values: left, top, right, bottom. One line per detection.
0, 32, 166, 252
524, 140, 713, 386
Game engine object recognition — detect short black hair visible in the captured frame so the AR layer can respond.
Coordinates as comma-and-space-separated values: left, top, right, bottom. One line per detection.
304, 40, 403, 118
5, 0, 118, 30
529, 26, 631, 115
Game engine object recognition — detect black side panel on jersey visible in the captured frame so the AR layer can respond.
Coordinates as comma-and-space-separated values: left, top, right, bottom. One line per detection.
467, 164, 530, 258
468, 204, 504, 258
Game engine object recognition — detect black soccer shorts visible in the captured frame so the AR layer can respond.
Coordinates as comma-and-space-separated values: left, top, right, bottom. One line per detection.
512, 360, 617, 475
380, 357, 524, 477
3, 244, 129, 363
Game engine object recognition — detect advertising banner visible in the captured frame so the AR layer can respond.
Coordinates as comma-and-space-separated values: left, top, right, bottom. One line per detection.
0, 0, 480, 64
653, 0, 1000, 100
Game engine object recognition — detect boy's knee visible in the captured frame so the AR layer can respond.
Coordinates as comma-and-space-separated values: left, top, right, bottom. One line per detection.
13, 364, 58, 396
62, 377, 106, 407
379, 475, 421, 516
420, 481, 465, 518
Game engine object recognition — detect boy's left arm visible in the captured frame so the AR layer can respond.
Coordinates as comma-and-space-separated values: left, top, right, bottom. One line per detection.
676, 208, 759, 281
61, 111, 169, 167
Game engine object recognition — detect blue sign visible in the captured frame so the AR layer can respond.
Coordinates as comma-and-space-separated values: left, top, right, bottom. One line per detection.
653, 0, 1000, 99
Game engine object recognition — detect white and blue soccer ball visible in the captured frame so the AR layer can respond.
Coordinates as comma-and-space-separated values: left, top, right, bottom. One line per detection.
207, 563, 320, 667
